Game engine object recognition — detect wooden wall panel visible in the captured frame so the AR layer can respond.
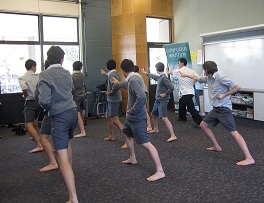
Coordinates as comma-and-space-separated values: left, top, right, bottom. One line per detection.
111, 0, 122, 17
112, 16, 123, 36
134, 0, 151, 14
123, 13, 135, 34
151, 0, 168, 16
122, 0, 134, 14
135, 34, 147, 54
122, 34, 136, 54
135, 13, 147, 34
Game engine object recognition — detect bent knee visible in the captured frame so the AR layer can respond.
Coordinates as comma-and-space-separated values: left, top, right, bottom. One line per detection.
199, 121, 208, 129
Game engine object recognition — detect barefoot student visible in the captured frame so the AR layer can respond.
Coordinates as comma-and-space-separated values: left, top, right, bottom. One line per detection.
72, 61, 86, 138
180, 60, 255, 166
117, 59, 165, 181
101, 59, 127, 149
141, 62, 177, 142
18, 59, 43, 153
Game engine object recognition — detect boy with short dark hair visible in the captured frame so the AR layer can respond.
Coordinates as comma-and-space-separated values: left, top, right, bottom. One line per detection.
72, 61, 86, 138
141, 62, 177, 142
38, 46, 79, 203
115, 59, 165, 181
101, 59, 127, 148
18, 59, 43, 153
180, 60, 255, 166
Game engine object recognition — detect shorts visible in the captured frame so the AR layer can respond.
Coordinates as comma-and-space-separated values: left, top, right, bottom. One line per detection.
107, 102, 120, 117
23, 100, 41, 123
122, 119, 149, 144
151, 100, 169, 118
40, 114, 52, 135
73, 96, 86, 112
203, 107, 237, 132
51, 108, 78, 150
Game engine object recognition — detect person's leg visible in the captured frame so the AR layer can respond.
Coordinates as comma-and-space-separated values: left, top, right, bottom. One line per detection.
122, 134, 137, 164
229, 131, 255, 166
104, 112, 115, 140
178, 96, 187, 121
39, 134, 58, 172
146, 111, 152, 132
142, 142, 165, 181
112, 116, 127, 149
161, 117, 177, 142
26, 121, 43, 153
57, 148, 78, 203
185, 95, 203, 125
200, 121, 222, 151
74, 112, 86, 138
148, 114, 159, 133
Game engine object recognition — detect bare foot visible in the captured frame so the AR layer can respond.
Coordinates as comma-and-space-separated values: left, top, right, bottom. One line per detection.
148, 129, 159, 134
147, 171, 165, 182
39, 163, 58, 172
121, 143, 128, 149
28, 146, 44, 154
74, 133, 86, 138
167, 136, 177, 142
236, 158, 255, 166
104, 136, 115, 141
206, 147, 222, 152
147, 127, 153, 132
29, 137, 34, 140
122, 158, 137, 164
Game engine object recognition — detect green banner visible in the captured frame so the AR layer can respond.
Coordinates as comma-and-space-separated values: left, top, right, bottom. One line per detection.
164, 42, 192, 84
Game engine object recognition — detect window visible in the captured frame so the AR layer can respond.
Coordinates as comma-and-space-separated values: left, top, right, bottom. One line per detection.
0, 13, 80, 94
146, 17, 171, 84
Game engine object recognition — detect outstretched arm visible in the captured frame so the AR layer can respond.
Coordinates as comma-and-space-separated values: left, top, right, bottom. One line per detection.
179, 69, 199, 80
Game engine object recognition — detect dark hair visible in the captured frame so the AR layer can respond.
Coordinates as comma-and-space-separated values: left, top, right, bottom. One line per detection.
73, 61, 83, 71
178, 58, 187, 66
47, 46, 65, 65
202, 61, 218, 75
121, 59, 134, 73
25, 59, 36, 70
44, 60, 50, 70
155, 62, 164, 72
134, 65, 139, 73
106, 59, 116, 70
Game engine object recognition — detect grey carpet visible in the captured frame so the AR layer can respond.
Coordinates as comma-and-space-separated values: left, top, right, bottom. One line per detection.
0, 109, 264, 203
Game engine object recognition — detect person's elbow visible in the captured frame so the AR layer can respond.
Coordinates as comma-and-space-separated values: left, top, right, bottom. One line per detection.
236, 84, 241, 90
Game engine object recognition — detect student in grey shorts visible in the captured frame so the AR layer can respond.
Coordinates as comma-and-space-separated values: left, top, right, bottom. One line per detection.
38, 46, 78, 203
115, 59, 165, 181
72, 61, 86, 138
101, 59, 127, 148
180, 60, 255, 166
18, 59, 43, 153
141, 62, 177, 142
35, 60, 58, 172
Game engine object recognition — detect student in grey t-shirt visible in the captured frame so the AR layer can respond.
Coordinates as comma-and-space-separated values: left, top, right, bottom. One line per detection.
180, 60, 255, 166
141, 62, 177, 142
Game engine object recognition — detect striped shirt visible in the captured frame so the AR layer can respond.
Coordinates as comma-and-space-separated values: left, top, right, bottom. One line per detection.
172, 66, 199, 96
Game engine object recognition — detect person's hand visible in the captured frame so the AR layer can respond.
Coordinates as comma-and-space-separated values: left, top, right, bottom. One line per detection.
105, 92, 110, 96
165, 68, 172, 74
112, 77, 118, 85
217, 94, 225, 99
160, 93, 166, 97
101, 69, 106, 75
140, 67, 147, 75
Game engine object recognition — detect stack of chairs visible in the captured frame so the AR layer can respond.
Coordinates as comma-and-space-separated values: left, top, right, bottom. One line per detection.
92, 87, 107, 118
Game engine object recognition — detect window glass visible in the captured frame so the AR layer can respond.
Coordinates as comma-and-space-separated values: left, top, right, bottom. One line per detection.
0, 13, 39, 41
0, 45, 41, 94
146, 18, 170, 43
43, 16, 78, 42
43, 45, 79, 73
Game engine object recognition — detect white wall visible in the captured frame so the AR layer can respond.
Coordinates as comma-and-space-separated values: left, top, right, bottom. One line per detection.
173, 0, 264, 51
0, 0, 79, 17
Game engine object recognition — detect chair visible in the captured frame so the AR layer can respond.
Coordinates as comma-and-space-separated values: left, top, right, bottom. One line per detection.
93, 88, 107, 118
